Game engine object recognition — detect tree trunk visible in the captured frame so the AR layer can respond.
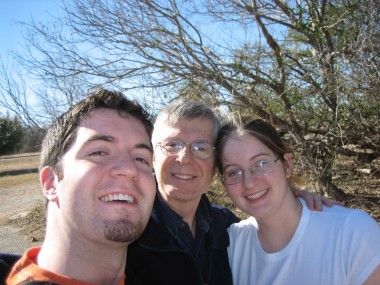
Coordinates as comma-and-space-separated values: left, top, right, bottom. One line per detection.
319, 175, 348, 202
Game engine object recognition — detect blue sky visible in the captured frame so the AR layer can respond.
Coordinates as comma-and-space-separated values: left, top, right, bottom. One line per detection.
0, 0, 63, 116
0, 0, 62, 58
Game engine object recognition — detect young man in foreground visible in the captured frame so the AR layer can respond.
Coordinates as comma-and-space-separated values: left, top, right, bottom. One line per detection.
7, 89, 156, 285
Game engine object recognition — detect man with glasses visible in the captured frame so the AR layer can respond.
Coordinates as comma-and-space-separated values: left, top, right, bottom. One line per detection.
126, 99, 334, 285
126, 99, 237, 285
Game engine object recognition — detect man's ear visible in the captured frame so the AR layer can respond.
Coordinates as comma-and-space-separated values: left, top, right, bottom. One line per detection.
40, 166, 59, 202
283, 153, 293, 179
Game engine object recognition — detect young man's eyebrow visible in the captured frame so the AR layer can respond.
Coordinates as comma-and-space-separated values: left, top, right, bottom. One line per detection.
84, 135, 153, 153
85, 135, 116, 144
135, 143, 153, 153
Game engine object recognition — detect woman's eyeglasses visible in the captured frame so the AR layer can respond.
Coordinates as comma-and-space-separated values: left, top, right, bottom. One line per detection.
222, 157, 280, 185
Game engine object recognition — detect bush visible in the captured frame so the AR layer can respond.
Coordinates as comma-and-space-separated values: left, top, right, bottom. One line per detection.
0, 114, 24, 155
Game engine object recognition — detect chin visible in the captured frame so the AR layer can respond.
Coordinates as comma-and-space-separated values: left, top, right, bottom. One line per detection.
104, 219, 144, 243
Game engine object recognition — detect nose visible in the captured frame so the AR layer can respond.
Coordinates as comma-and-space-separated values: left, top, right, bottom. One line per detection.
242, 168, 256, 188
110, 155, 139, 180
176, 144, 193, 164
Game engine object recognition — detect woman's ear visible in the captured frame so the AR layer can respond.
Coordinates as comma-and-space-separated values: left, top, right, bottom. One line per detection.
283, 153, 293, 178
40, 166, 59, 202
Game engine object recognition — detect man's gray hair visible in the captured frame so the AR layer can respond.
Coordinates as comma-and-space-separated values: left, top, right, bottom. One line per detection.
152, 99, 220, 146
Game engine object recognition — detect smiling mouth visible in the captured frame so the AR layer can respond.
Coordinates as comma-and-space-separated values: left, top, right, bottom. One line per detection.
246, 189, 268, 200
173, 174, 195, 180
100, 194, 134, 203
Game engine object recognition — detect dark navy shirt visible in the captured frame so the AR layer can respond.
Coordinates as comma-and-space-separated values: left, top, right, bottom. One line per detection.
157, 192, 211, 283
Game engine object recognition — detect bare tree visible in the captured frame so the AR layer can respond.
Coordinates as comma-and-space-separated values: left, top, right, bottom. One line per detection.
0, 59, 41, 127
5, 0, 380, 199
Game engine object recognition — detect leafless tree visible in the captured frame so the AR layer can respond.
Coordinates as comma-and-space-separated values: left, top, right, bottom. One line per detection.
0, 59, 40, 127
3, 0, 379, 199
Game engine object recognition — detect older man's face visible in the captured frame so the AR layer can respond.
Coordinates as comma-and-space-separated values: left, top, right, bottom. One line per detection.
153, 118, 216, 207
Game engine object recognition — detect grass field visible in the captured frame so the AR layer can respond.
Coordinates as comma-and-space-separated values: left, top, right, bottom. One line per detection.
0, 152, 39, 188
0, 153, 39, 189
0, 152, 39, 172
0, 152, 45, 244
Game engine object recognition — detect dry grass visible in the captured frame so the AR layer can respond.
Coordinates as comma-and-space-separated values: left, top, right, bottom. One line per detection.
0, 153, 45, 242
0, 152, 39, 173
0, 152, 40, 189
0, 173, 40, 189
9, 203, 46, 242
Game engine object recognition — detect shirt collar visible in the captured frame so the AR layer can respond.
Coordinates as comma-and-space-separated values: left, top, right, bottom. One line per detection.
156, 192, 212, 238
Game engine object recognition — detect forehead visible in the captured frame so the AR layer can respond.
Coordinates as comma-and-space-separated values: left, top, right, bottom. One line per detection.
223, 134, 269, 157
156, 118, 215, 141
76, 108, 150, 143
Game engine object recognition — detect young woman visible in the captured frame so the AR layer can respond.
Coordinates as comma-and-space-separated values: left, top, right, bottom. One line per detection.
215, 117, 380, 285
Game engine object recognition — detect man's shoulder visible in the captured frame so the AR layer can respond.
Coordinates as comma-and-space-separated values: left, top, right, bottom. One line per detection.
0, 253, 21, 284
209, 203, 240, 224
210, 203, 232, 213
14, 281, 58, 285
5, 248, 42, 285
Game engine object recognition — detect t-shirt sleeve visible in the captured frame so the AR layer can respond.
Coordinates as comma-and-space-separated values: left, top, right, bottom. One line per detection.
343, 210, 380, 285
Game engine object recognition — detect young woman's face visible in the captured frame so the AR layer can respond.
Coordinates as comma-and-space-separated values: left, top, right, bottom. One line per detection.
220, 134, 293, 220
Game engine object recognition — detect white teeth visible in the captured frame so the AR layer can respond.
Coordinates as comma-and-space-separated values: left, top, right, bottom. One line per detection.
246, 190, 268, 200
174, 174, 193, 179
100, 194, 134, 203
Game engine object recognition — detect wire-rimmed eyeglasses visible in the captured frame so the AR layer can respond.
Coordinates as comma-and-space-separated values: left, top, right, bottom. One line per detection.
156, 138, 215, 160
222, 157, 280, 185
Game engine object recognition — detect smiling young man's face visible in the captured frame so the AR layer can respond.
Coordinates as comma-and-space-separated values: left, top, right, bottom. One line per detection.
40, 108, 156, 244
152, 118, 216, 208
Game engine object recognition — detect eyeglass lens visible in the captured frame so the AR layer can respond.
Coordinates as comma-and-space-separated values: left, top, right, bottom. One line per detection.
222, 158, 279, 185
159, 139, 214, 159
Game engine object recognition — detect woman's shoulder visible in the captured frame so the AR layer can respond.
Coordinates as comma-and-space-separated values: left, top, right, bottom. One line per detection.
228, 217, 257, 235
301, 197, 371, 220
301, 199, 380, 234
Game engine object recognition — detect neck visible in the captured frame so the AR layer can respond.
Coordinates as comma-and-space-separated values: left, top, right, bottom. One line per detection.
38, 225, 128, 285
256, 195, 303, 253
171, 202, 198, 236
159, 190, 200, 236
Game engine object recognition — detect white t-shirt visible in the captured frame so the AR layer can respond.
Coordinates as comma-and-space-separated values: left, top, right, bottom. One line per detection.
227, 198, 380, 285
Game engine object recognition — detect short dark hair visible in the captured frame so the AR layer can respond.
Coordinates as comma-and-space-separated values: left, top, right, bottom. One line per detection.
215, 115, 292, 175
40, 88, 153, 179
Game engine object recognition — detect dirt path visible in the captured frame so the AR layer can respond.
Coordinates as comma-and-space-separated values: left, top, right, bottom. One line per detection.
0, 181, 44, 254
